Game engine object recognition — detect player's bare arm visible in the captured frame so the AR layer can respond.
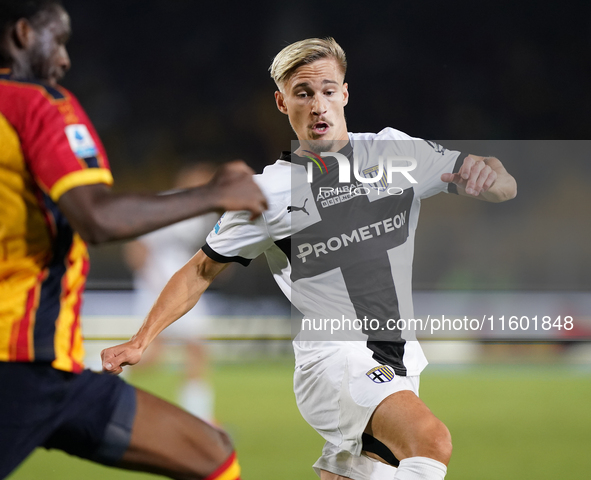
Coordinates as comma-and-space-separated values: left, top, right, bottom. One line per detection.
101, 250, 227, 374
441, 154, 517, 202
59, 160, 267, 244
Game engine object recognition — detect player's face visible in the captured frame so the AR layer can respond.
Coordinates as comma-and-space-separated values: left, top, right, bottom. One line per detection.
275, 58, 349, 154
27, 6, 71, 86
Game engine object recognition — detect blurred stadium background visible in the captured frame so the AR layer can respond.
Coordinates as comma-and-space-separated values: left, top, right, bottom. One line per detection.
8, 0, 591, 479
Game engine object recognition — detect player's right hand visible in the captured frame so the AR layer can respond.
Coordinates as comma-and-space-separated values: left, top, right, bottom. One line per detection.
101, 340, 143, 375
207, 160, 268, 219
440, 155, 497, 197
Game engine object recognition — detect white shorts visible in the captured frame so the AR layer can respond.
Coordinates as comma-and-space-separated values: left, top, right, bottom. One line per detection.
293, 342, 420, 480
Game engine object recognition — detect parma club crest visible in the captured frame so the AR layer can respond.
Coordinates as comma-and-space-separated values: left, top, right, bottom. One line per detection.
362, 165, 388, 192
366, 365, 395, 383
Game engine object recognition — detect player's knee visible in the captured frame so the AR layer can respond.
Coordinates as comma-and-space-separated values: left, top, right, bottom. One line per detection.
215, 428, 234, 457
432, 421, 452, 464
414, 418, 452, 465
187, 429, 235, 480
200, 432, 239, 480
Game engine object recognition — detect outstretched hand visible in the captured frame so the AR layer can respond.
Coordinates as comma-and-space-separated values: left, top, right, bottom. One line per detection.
101, 340, 144, 375
441, 155, 497, 197
208, 160, 268, 219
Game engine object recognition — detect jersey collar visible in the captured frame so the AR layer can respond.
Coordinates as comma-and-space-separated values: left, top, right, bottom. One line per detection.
280, 141, 353, 164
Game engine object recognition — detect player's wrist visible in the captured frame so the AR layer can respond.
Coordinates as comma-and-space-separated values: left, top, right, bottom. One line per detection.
128, 334, 150, 352
190, 183, 221, 214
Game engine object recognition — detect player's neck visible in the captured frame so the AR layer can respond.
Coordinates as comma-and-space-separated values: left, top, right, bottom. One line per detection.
3, 57, 32, 80
295, 138, 349, 156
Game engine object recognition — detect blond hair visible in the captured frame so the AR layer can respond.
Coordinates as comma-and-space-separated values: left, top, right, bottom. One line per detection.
269, 37, 347, 88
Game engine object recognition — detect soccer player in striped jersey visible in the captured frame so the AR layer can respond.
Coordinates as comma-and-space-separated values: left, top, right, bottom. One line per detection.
0, 1, 266, 478
102, 38, 517, 480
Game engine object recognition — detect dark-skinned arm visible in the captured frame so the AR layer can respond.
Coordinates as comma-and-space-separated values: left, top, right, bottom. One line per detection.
58, 160, 267, 244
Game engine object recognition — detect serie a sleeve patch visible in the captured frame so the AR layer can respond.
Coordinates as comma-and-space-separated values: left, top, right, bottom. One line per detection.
64, 124, 99, 158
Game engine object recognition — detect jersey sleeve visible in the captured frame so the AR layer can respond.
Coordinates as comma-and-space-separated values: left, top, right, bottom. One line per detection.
20, 87, 113, 202
371, 128, 464, 200
404, 138, 464, 200
203, 210, 273, 266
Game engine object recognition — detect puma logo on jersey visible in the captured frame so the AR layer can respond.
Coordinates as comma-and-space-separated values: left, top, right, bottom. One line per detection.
287, 198, 309, 215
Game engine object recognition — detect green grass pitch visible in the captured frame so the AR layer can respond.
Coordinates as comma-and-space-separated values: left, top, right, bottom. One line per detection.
8, 359, 591, 479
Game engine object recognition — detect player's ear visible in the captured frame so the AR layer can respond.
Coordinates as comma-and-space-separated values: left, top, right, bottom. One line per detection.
13, 18, 35, 49
275, 91, 288, 115
342, 82, 349, 106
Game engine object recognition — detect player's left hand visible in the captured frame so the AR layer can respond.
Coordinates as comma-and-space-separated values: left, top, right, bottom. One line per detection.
441, 155, 497, 197
101, 340, 143, 375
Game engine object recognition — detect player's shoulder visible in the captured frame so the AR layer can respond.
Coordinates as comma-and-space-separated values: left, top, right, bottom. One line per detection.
250, 157, 301, 224
349, 128, 425, 161
0, 74, 73, 105
255, 158, 293, 196
349, 127, 419, 143
0, 74, 79, 128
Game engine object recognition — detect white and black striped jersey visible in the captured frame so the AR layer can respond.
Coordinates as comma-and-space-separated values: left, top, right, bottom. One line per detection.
204, 127, 464, 376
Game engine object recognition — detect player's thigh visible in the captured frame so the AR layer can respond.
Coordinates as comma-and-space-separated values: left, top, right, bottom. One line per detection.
364, 390, 452, 465
320, 470, 352, 480
0, 363, 71, 478
117, 388, 233, 478
42, 370, 134, 465
42, 371, 234, 479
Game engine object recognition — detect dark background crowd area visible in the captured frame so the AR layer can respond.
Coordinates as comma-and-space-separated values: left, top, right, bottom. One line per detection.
57, 0, 591, 293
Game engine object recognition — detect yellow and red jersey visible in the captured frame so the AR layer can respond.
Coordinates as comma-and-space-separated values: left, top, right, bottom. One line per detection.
0, 68, 113, 373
